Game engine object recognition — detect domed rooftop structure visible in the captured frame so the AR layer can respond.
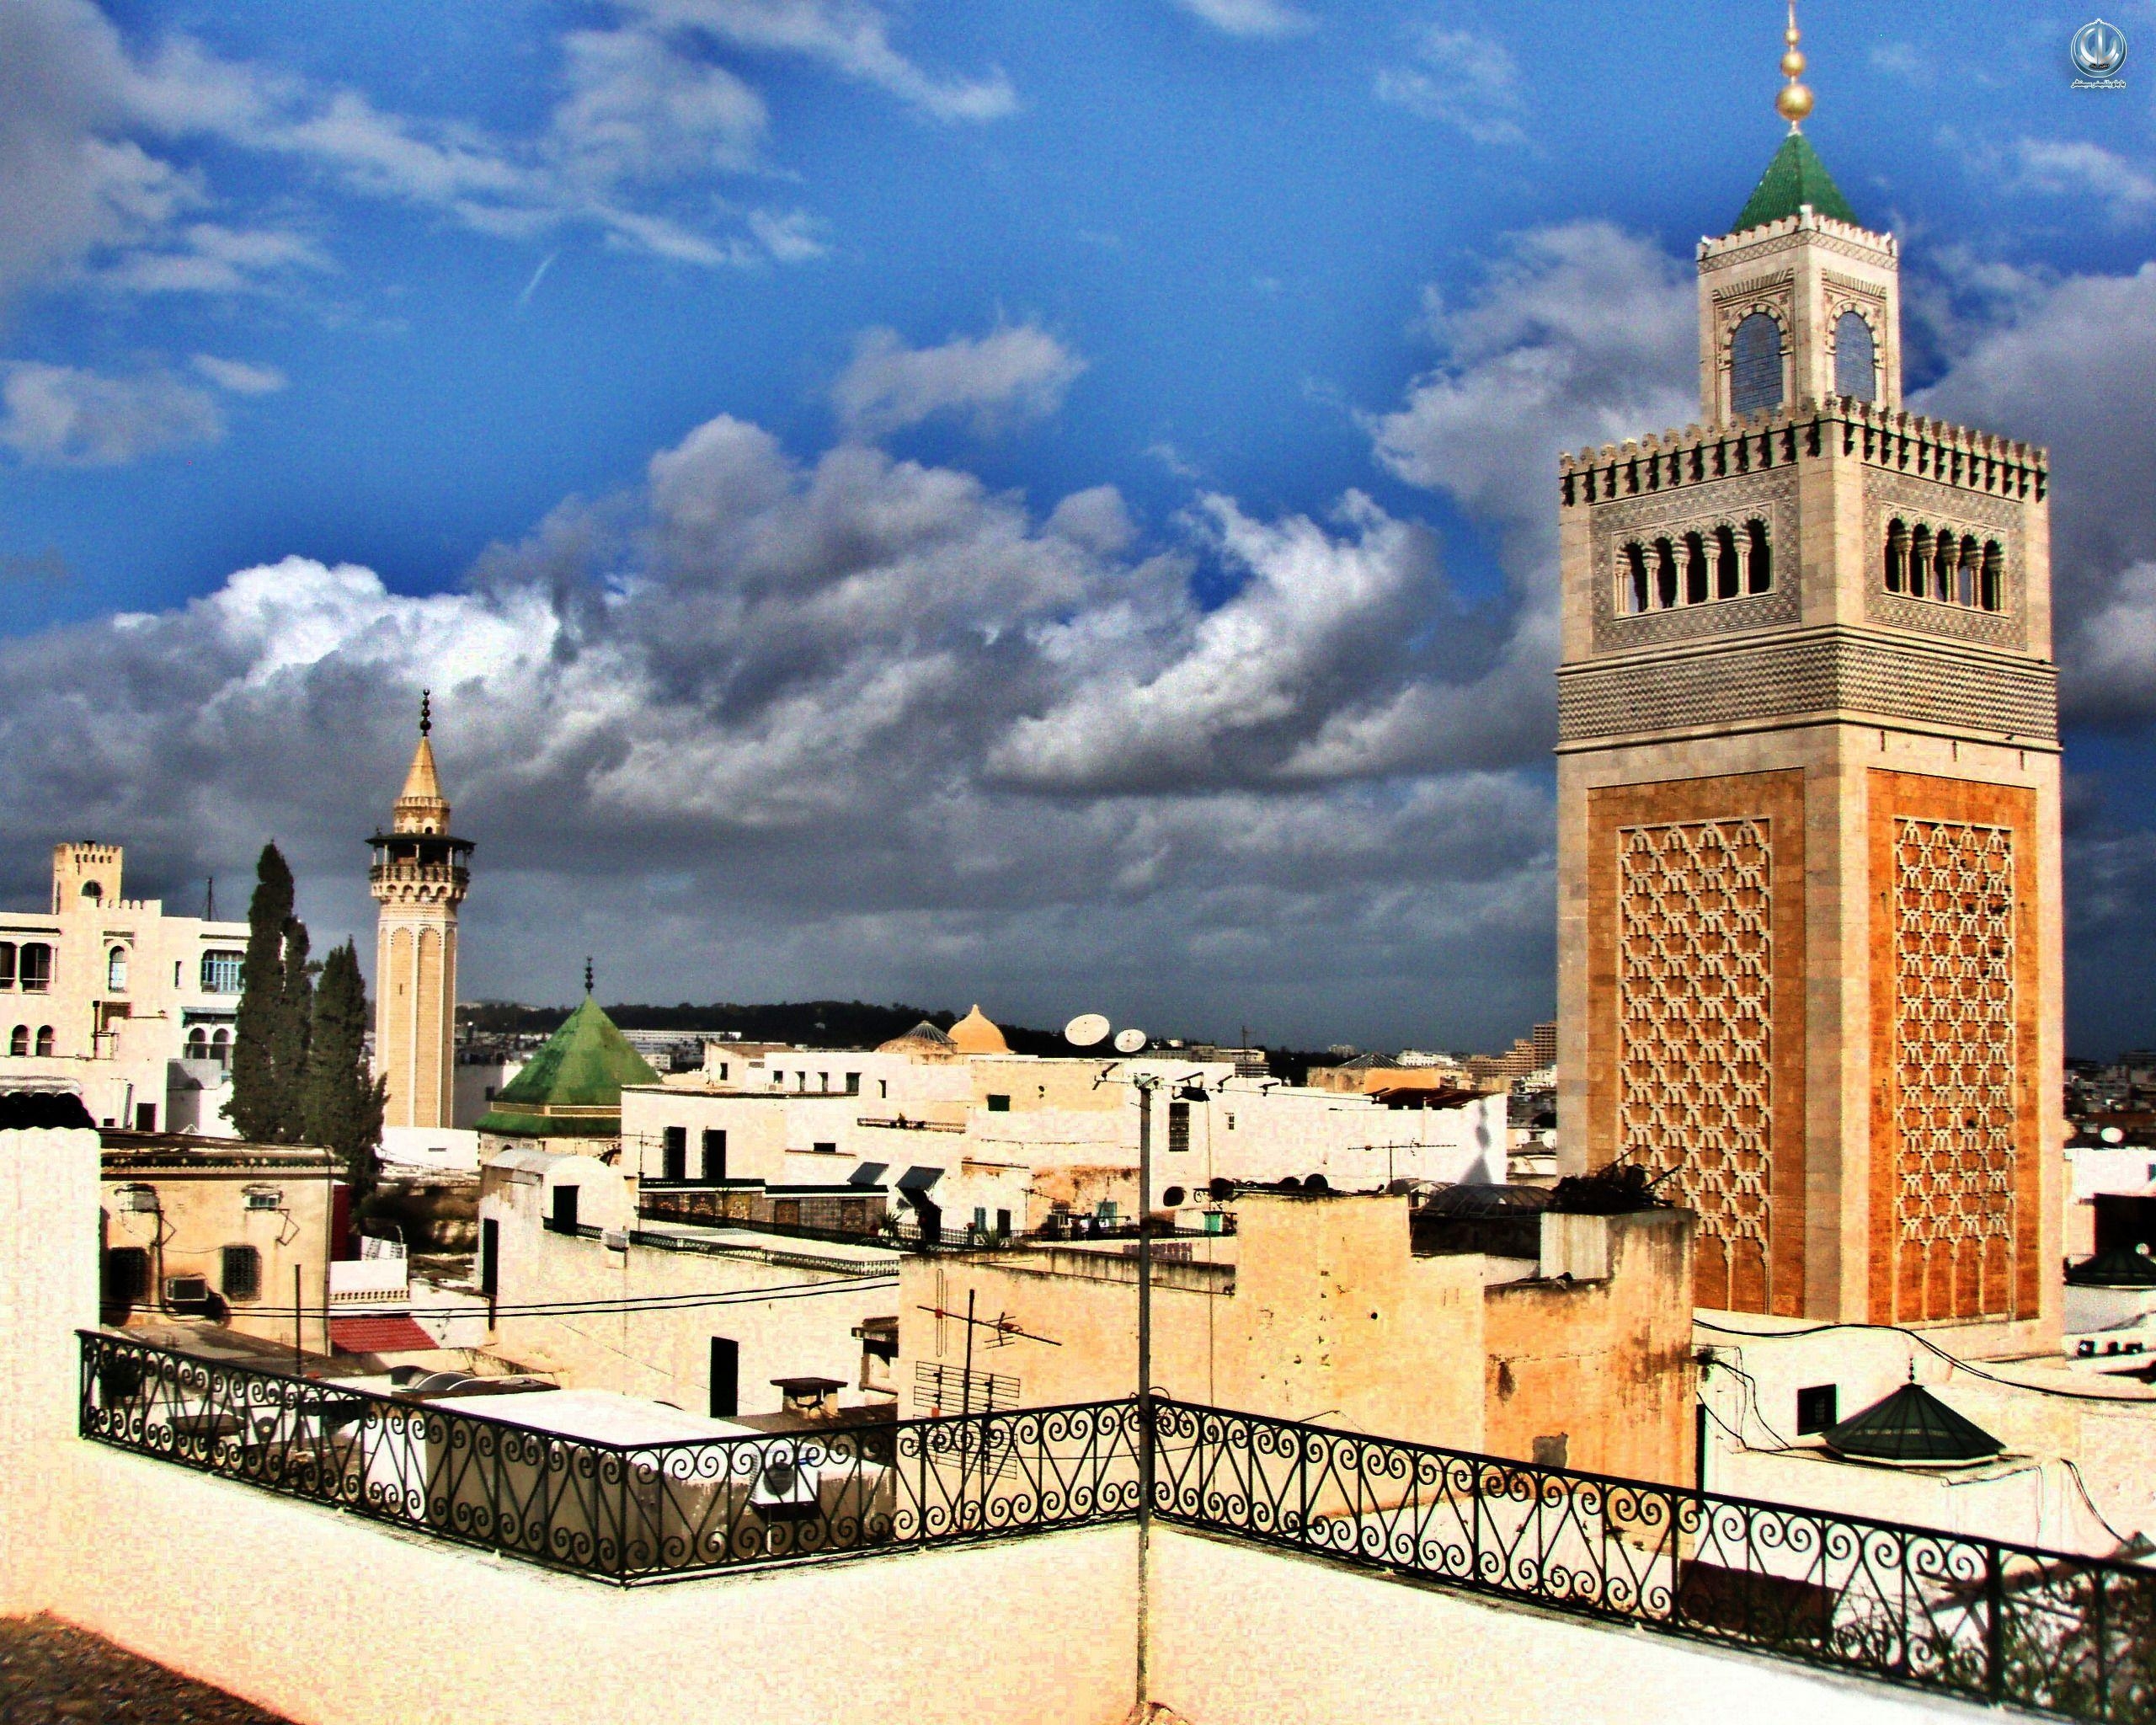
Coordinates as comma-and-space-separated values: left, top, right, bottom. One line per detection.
476, 993, 659, 1139
947, 1004, 1010, 1056
2067, 1247, 2156, 1288
1821, 1379, 2004, 1468
876, 1020, 959, 1059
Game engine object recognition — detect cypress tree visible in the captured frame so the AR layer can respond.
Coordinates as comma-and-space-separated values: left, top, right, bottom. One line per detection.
304, 940, 386, 1195
228, 843, 312, 1142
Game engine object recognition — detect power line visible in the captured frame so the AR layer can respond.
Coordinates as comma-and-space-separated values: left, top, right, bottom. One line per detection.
108, 1271, 899, 1327
1694, 1316, 2156, 1407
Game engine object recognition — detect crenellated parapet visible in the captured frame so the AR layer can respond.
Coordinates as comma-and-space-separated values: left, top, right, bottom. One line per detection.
1560, 399, 2047, 510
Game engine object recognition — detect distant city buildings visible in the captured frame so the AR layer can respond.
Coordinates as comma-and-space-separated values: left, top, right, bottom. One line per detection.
0, 843, 249, 1134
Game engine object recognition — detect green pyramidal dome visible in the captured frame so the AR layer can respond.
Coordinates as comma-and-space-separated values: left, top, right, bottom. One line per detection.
476, 996, 660, 1137
1732, 131, 1860, 233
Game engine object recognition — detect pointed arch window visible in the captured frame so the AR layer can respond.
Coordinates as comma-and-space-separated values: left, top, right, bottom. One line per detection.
1745, 520, 1772, 592
1834, 310, 1876, 403
1731, 312, 1785, 415
1620, 543, 1649, 615
1683, 532, 1710, 606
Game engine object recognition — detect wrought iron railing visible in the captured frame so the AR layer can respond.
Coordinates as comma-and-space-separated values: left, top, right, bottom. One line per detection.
76, 1330, 2156, 1718
1150, 1399, 2156, 1722
77, 1330, 1140, 1583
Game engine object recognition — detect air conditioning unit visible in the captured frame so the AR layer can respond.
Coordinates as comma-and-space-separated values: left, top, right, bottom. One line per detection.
243, 1187, 282, 1211
163, 1274, 211, 1306
601, 1228, 629, 1252
114, 1183, 158, 1214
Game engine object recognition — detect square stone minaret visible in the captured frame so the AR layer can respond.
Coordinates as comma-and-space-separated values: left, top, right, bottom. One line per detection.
369, 697, 472, 1131
1553, 126, 2062, 1356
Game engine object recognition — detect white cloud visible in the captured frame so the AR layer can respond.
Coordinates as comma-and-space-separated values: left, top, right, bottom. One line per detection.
191, 354, 286, 394
620, 0, 1017, 121
1167, 0, 1314, 40
1375, 24, 1527, 148
832, 323, 1086, 440
0, 360, 222, 465
2001, 138, 2156, 222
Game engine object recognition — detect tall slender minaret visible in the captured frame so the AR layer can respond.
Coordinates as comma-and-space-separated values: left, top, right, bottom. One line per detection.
369, 693, 472, 1130
1553, 9, 2061, 1357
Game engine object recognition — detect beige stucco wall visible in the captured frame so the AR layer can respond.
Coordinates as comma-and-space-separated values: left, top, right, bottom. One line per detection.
101, 1158, 339, 1347
481, 1151, 898, 1414
1147, 1527, 1992, 1725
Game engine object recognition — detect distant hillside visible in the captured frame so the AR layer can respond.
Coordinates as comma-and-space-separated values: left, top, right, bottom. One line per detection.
457, 996, 1331, 1079
457, 998, 1068, 1055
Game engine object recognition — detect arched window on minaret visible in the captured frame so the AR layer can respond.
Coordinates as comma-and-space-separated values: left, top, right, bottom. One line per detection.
1730, 312, 1785, 416
1652, 538, 1678, 609
1980, 541, 2004, 612
1715, 525, 1741, 599
1908, 526, 1932, 599
1884, 518, 1908, 591
1620, 542, 1649, 615
1934, 528, 1956, 603
1684, 532, 1710, 605
1744, 519, 1772, 592
1834, 310, 1876, 402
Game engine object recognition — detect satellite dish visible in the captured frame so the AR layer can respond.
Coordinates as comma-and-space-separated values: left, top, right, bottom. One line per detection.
1065, 1012, 1112, 1049
1113, 1028, 1148, 1055
2105, 1126, 2127, 1146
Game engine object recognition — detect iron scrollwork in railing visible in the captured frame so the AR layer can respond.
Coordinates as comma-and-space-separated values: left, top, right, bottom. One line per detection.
77, 1330, 1139, 1584
73, 1331, 2156, 1719
1147, 1398, 2156, 1723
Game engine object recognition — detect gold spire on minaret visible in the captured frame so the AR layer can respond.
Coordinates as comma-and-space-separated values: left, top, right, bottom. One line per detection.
1775, 0, 1815, 128
392, 690, 451, 836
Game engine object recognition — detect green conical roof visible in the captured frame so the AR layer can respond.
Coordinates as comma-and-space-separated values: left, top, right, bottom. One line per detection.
475, 996, 659, 1137
1732, 131, 1859, 233
1822, 1381, 2002, 1467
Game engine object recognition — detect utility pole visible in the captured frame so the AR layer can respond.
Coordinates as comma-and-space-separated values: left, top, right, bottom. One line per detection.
292, 1263, 303, 1376
1134, 1071, 1155, 1710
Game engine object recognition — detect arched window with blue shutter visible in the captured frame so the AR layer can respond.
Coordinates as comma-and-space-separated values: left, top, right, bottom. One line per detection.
1730, 312, 1785, 415
1834, 310, 1876, 402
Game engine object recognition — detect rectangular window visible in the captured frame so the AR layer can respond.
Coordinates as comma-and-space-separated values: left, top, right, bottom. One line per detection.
995, 1208, 1011, 1236
702, 1129, 727, 1182
819, 1072, 830, 1092
846, 1072, 860, 1095
974, 1207, 988, 1232
986, 1094, 1011, 1114
550, 1185, 580, 1233
0, 943, 14, 989
1167, 1101, 1191, 1154
878, 1079, 889, 1099
709, 1338, 739, 1419
134, 1102, 156, 1132
200, 950, 243, 994
220, 1244, 261, 1302
19, 944, 51, 992
718, 1062, 729, 1081
1796, 1384, 1838, 1436
480, 1219, 499, 1300
812, 1140, 837, 1156
661, 1125, 686, 1183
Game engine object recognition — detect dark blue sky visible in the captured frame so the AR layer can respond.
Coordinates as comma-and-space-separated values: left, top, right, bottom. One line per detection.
3, 0, 2154, 1053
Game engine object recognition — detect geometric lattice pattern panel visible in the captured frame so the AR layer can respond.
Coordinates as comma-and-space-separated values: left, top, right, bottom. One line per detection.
1891, 818, 2016, 1319
1618, 819, 1774, 1308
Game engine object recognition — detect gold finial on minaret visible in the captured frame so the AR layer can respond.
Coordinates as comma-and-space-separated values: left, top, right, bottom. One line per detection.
1776, 0, 1815, 128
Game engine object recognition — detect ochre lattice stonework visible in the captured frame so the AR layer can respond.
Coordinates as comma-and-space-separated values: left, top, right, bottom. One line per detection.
1617, 819, 1774, 1307
1890, 817, 2017, 1319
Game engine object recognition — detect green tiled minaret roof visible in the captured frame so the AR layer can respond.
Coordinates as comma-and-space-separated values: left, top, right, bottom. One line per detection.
1732, 131, 1859, 233
475, 995, 659, 1138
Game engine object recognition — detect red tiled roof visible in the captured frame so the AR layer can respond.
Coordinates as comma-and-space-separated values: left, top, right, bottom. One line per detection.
328, 1314, 440, 1354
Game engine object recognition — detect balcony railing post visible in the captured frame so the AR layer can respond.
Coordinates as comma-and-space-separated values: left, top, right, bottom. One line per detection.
1984, 1540, 2006, 1705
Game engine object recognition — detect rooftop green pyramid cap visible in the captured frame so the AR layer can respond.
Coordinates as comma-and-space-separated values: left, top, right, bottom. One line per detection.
476, 996, 659, 1137
1732, 131, 1860, 233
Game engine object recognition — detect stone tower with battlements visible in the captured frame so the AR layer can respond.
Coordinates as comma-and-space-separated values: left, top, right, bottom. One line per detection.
1553, 87, 2062, 1354
369, 696, 472, 1131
